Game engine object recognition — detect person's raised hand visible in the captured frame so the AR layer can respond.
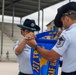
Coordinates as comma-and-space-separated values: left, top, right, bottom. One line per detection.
25, 32, 36, 40
54, 30, 62, 40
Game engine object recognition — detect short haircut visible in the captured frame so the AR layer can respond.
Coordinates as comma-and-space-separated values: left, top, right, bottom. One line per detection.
63, 10, 76, 20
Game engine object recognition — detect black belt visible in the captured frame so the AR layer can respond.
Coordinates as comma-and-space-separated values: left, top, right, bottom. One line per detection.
18, 72, 31, 75
62, 71, 76, 75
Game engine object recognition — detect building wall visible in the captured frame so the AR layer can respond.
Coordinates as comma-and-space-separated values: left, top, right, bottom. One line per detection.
46, 21, 58, 39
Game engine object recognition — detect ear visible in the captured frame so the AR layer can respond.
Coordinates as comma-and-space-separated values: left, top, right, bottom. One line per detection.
65, 16, 70, 22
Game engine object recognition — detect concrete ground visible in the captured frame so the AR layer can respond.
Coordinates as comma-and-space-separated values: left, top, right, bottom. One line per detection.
58, 67, 62, 75
0, 62, 18, 75
0, 62, 62, 75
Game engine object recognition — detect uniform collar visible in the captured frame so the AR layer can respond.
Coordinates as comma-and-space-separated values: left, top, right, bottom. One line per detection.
66, 23, 76, 31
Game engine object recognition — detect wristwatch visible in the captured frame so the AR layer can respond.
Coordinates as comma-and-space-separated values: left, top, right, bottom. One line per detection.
33, 45, 38, 50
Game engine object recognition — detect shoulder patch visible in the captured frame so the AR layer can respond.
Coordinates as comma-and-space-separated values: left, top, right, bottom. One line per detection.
56, 35, 66, 48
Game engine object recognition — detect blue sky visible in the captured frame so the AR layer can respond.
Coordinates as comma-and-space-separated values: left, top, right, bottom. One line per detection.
0, 0, 76, 32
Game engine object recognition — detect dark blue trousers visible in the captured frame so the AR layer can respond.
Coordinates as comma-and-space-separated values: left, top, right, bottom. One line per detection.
18, 72, 30, 75
61, 71, 76, 75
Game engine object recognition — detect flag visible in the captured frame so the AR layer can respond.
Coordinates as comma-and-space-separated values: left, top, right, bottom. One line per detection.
31, 30, 59, 75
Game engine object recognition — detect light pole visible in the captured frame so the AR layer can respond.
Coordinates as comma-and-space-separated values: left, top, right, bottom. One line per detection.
69, 0, 71, 2
1, 0, 5, 58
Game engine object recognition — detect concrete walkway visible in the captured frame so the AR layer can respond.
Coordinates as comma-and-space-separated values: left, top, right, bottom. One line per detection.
0, 62, 18, 75
0, 62, 62, 75
58, 67, 62, 75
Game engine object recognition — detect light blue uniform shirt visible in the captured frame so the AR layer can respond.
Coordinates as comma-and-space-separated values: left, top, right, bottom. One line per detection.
53, 23, 76, 73
13, 41, 33, 74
